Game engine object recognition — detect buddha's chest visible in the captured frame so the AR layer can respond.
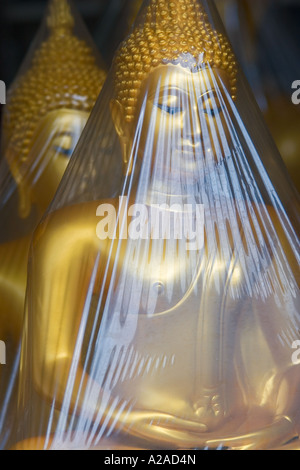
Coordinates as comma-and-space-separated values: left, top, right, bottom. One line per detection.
110, 237, 244, 317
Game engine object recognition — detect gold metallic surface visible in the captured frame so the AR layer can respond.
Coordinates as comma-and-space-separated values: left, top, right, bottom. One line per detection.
16, 0, 299, 450
0, 0, 105, 385
3, 0, 106, 218
25, 81, 299, 450
28, 198, 299, 449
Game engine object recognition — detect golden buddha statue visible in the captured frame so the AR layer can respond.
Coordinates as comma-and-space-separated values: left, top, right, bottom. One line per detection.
15, 0, 299, 450
0, 0, 106, 448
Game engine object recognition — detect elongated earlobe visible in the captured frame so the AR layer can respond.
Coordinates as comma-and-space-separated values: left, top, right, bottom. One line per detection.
122, 140, 134, 176
110, 99, 132, 175
18, 183, 32, 219
110, 99, 124, 138
4, 144, 32, 219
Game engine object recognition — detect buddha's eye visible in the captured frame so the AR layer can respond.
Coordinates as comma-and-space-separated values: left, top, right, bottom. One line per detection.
157, 103, 183, 115
202, 106, 222, 118
52, 133, 74, 158
53, 146, 73, 157
201, 93, 223, 118
156, 92, 182, 115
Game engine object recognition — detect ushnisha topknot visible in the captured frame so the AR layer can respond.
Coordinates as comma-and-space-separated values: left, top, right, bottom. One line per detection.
114, 0, 238, 123
3, 0, 106, 165
46, 0, 74, 32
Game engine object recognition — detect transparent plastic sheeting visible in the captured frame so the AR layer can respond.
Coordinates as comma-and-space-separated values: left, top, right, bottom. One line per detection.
0, 0, 106, 449
16, 0, 299, 450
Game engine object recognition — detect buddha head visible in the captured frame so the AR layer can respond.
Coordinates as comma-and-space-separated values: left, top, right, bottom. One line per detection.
111, 0, 237, 185
3, 0, 106, 218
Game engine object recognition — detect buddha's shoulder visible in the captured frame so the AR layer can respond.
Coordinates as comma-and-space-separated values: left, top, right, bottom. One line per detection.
32, 198, 120, 242
44, 198, 119, 222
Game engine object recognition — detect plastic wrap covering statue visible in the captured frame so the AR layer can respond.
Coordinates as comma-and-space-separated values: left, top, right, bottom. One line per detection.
0, 0, 106, 449
15, 0, 299, 450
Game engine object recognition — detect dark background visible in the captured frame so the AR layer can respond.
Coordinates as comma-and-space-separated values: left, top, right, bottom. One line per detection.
1, 0, 299, 93
0, 0, 133, 88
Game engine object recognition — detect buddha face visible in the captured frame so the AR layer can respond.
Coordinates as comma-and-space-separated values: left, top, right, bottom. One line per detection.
112, 63, 232, 186
31, 109, 89, 211
8, 109, 89, 216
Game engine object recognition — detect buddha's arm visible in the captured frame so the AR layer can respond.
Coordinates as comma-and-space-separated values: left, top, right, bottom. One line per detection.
257, 205, 299, 362
29, 201, 106, 414
247, 205, 300, 422
0, 236, 30, 342
192, 204, 299, 416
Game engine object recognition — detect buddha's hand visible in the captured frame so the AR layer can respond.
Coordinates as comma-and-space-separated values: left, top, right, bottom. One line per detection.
206, 415, 296, 450
193, 390, 227, 431
121, 410, 209, 449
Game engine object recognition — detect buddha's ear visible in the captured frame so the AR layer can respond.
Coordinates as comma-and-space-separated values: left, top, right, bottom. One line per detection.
110, 99, 127, 140
110, 98, 132, 174
5, 143, 32, 219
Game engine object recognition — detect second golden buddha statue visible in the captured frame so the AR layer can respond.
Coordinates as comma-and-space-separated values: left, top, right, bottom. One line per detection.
0, 0, 106, 449
15, 0, 299, 450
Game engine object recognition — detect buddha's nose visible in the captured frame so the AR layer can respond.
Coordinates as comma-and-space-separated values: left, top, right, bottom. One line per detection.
184, 104, 202, 146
